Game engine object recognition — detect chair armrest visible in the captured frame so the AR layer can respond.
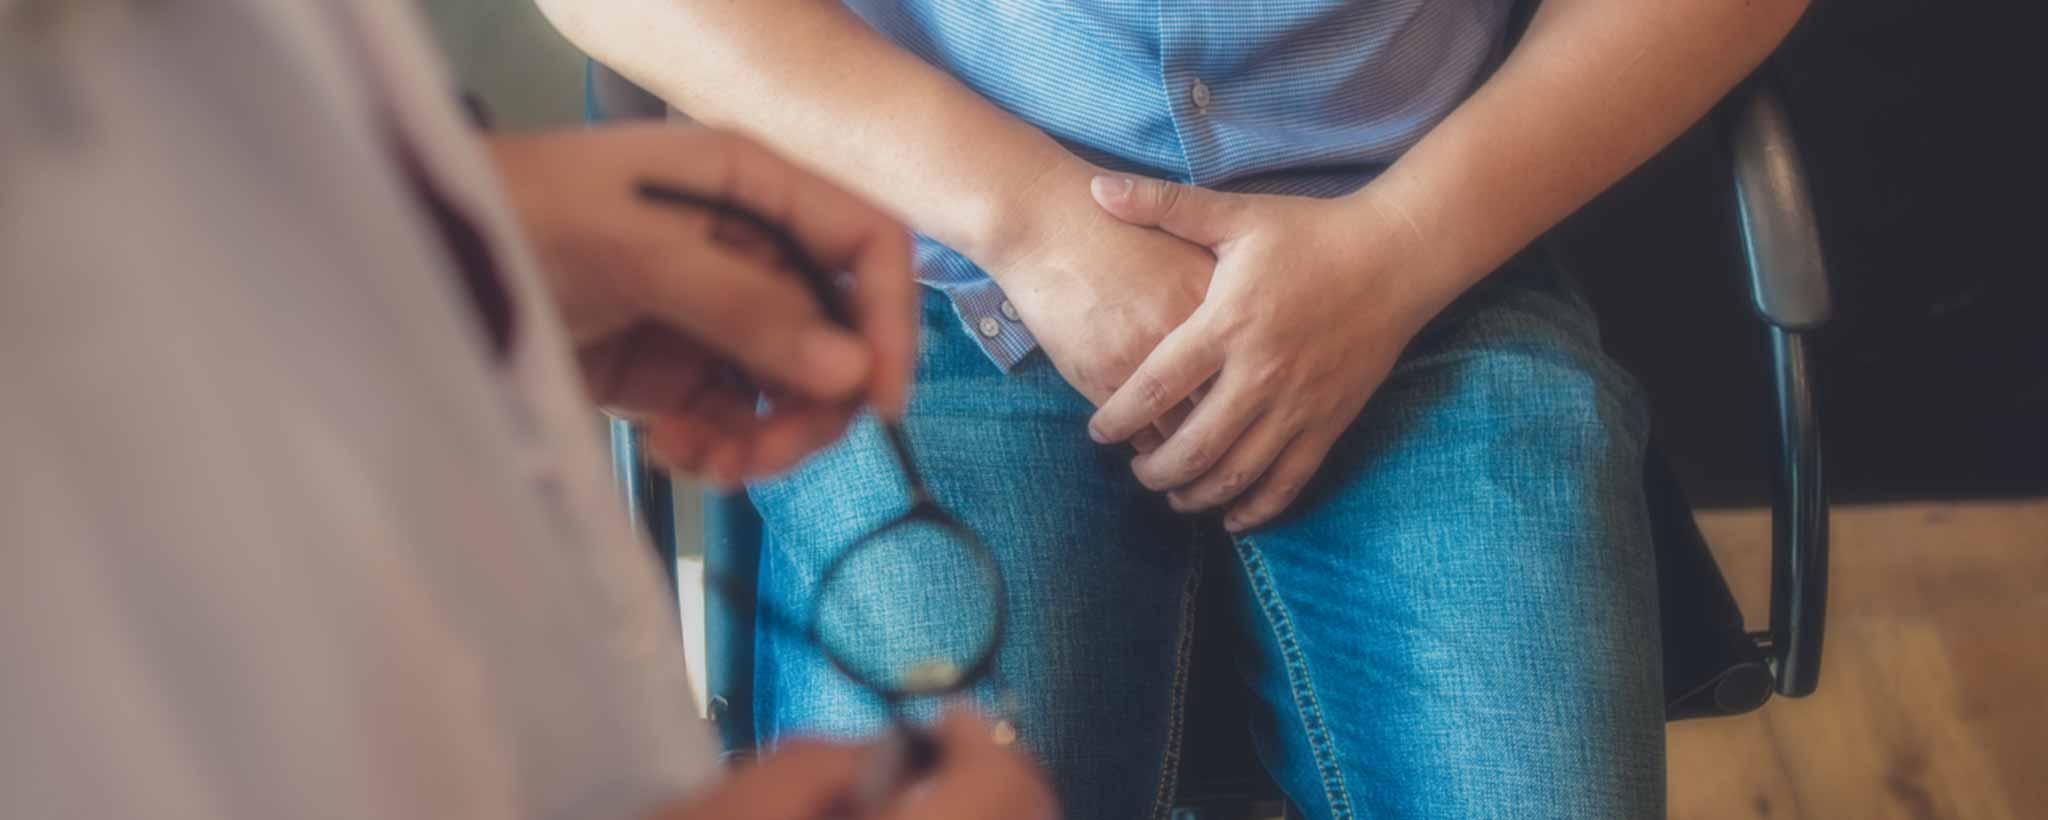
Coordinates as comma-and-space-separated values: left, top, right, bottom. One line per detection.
1731, 85, 1833, 329
1724, 81, 1831, 697
1758, 326, 1827, 697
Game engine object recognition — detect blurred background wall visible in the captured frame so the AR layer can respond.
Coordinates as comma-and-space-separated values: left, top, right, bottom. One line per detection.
417, 0, 583, 128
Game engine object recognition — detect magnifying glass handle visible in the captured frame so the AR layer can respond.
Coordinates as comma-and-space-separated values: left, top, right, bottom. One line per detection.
841, 725, 942, 816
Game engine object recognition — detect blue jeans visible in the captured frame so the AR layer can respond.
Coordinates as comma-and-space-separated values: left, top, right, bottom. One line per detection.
748, 261, 1665, 818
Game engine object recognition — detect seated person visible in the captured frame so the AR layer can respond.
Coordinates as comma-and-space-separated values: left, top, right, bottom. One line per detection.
541, 0, 1810, 817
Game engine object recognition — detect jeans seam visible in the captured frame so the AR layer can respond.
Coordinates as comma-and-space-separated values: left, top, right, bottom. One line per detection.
1147, 528, 1205, 820
1233, 535, 1354, 820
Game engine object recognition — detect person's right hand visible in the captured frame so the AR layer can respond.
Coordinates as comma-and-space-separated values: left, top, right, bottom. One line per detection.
649, 711, 1058, 820
982, 157, 1216, 450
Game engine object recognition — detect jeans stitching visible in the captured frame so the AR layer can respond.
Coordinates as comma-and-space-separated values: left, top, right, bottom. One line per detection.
1147, 527, 1205, 820
1234, 535, 1354, 820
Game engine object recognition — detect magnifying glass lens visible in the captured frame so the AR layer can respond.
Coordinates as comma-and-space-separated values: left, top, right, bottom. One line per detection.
813, 514, 1003, 698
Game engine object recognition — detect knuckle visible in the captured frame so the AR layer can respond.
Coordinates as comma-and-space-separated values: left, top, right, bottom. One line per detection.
1153, 181, 1183, 215
1267, 479, 1303, 507
1131, 372, 1172, 409
1171, 445, 1211, 483
1135, 452, 1189, 491
1252, 477, 1304, 516
1072, 361, 1113, 398
1237, 499, 1279, 525
1102, 346, 1144, 379
1217, 194, 1250, 223
1107, 354, 1142, 383
1267, 403, 1311, 434
1246, 356, 1289, 389
1201, 304, 1250, 340
1135, 462, 1171, 492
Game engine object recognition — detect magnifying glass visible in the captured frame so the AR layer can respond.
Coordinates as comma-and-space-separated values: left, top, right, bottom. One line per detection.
811, 497, 1007, 810
635, 179, 1010, 811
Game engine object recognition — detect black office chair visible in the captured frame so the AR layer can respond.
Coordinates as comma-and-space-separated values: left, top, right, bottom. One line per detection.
590, 21, 1832, 817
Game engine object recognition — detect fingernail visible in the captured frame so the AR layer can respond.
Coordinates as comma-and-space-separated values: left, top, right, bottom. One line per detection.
1224, 515, 1246, 533
1087, 422, 1110, 444
799, 330, 869, 392
1091, 175, 1134, 202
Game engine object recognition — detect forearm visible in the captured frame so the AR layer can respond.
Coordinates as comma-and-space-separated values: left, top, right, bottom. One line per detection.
1346, 0, 1810, 310
535, 0, 1079, 272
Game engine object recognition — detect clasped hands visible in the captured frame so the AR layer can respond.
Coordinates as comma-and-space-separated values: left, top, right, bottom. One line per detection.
1001, 165, 1454, 532
496, 124, 1453, 532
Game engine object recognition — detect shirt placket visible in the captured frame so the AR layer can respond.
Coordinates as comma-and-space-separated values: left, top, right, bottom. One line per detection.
1157, 8, 1218, 186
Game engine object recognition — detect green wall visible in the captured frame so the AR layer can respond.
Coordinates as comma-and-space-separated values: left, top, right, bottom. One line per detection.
416, 0, 585, 129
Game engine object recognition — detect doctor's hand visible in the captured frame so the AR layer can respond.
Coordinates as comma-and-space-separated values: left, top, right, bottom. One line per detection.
490, 125, 916, 486
1084, 174, 1470, 531
648, 711, 1058, 820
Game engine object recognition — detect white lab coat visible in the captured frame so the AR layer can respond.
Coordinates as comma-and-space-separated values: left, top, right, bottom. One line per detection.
1, 1, 716, 817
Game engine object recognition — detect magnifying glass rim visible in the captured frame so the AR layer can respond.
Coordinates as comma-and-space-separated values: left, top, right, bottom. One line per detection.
808, 501, 1008, 699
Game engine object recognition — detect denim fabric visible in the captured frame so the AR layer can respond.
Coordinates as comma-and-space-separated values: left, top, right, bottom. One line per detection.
748, 261, 1664, 819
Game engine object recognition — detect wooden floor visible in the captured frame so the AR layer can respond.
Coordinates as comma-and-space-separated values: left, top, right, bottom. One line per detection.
1672, 499, 2048, 819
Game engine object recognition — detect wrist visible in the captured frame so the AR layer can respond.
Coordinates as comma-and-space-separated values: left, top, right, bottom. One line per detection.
958, 151, 1102, 282
1339, 173, 1487, 319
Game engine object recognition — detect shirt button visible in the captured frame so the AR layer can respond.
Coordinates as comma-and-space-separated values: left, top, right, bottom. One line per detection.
1000, 300, 1020, 321
977, 316, 1003, 338
1190, 79, 1212, 110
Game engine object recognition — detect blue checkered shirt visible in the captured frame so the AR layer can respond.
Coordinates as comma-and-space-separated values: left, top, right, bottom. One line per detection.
843, 0, 1513, 370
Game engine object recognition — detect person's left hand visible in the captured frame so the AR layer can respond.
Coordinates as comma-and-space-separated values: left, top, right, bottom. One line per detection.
1083, 174, 1465, 532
